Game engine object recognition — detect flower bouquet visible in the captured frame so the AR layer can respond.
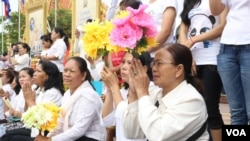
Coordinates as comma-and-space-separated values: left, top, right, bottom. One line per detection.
82, 4, 158, 59
21, 102, 61, 132
83, 19, 126, 59
110, 4, 158, 54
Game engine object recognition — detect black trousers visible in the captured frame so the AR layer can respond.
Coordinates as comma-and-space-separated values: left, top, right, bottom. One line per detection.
196, 65, 224, 129
75, 136, 98, 141
0, 128, 34, 141
0, 128, 98, 141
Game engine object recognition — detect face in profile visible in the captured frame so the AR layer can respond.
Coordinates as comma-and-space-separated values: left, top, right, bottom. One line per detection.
51, 29, 59, 41
33, 64, 48, 87
152, 49, 177, 88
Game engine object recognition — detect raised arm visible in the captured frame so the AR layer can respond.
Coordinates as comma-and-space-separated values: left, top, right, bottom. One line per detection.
148, 7, 176, 53
209, 0, 226, 15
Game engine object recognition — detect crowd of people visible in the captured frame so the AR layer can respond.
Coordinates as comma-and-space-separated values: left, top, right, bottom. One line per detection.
0, 0, 248, 141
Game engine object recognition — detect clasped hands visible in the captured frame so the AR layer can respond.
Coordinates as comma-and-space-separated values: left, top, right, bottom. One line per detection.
101, 58, 150, 99
22, 81, 36, 107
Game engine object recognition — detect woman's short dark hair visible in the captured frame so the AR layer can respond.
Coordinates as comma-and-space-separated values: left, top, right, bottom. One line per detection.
165, 43, 204, 95
38, 60, 64, 95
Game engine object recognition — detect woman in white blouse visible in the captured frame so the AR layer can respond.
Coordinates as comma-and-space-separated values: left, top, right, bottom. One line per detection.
105, 44, 209, 141
1, 61, 64, 140
0, 68, 16, 122
23, 60, 64, 108
8, 42, 31, 72
101, 52, 159, 141
35, 57, 106, 141
4, 67, 34, 120
40, 27, 69, 72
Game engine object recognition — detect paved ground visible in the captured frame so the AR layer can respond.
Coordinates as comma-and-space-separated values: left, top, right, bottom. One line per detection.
220, 103, 230, 125
219, 95, 230, 125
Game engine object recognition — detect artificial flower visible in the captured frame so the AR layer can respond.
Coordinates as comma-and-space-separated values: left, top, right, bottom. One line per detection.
110, 4, 158, 54
21, 102, 61, 132
83, 20, 114, 59
110, 22, 142, 49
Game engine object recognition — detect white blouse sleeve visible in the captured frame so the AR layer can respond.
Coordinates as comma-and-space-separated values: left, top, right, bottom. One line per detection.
122, 100, 146, 139
101, 110, 116, 127
52, 96, 97, 141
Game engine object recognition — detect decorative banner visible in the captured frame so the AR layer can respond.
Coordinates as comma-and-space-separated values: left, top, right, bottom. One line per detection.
75, 0, 100, 26
28, 9, 44, 55
25, 0, 47, 69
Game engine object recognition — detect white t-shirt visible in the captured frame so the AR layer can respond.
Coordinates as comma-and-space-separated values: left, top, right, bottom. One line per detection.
220, 0, 250, 44
48, 39, 67, 72
14, 54, 30, 72
188, 0, 220, 65
144, 0, 177, 57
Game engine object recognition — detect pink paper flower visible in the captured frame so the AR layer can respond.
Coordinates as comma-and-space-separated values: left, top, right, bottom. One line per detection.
110, 4, 158, 54
110, 22, 143, 49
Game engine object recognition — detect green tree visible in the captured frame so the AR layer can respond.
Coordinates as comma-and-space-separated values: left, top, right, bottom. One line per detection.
0, 12, 26, 54
47, 9, 72, 38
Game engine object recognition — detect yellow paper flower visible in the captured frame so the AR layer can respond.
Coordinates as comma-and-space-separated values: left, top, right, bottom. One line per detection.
146, 37, 158, 48
83, 20, 115, 59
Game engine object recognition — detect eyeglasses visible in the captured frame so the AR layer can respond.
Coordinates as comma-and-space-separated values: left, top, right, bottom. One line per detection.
150, 60, 174, 68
